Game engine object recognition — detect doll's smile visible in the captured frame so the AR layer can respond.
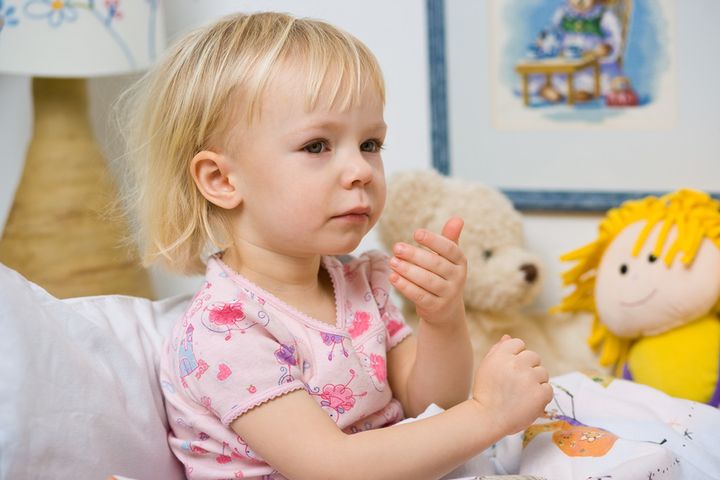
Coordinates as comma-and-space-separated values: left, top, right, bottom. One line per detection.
620, 288, 657, 307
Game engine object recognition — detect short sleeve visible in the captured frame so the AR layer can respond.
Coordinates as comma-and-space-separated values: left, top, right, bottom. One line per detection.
176, 307, 306, 426
363, 250, 414, 350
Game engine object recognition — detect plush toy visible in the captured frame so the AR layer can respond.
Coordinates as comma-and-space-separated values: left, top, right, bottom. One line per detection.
555, 189, 720, 406
378, 170, 600, 376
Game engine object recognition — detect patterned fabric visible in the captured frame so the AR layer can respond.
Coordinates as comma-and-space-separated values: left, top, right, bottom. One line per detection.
159, 250, 413, 479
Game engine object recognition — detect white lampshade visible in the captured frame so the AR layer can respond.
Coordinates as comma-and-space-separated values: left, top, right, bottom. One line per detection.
0, 0, 164, 77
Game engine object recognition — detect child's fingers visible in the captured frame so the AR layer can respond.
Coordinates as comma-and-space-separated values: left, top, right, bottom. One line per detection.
413, 229, 465, 265
497, 337, 526, 355
541, 382, 554, 402
440, 216, 464, 245
533, 365, 550, 385
389, 256, 449, 297
517, 349, 541, 368
486, 334, 513, 355
393, 242, 455, 280
389, 271, 440, 310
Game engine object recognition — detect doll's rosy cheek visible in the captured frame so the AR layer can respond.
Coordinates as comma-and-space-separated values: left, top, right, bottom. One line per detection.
594, 222, 650, 337
664, 238, 720, 322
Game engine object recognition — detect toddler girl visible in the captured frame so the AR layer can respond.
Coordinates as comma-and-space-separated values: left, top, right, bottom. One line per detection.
121, 11, 552, 480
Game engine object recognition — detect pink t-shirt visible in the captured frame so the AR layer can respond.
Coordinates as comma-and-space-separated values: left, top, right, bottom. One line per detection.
159, 251, 413, 479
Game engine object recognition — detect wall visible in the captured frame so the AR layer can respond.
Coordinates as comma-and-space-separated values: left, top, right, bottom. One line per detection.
0, 76, 31, 233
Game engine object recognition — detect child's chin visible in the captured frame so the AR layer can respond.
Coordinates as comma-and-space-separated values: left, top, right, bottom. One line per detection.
327, 239, 364, 256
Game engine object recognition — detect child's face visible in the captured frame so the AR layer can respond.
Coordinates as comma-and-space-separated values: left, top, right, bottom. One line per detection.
223, 65, 387, 258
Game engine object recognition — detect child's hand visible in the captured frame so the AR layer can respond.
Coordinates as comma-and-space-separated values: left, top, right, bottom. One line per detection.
470, 335, 553, 435
389, 216, 467, 327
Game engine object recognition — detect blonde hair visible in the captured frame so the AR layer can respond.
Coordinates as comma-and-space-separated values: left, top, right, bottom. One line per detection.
554, 189, 720, 370
117, 12, 385, 274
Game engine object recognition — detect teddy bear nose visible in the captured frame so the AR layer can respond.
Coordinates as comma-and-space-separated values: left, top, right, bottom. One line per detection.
520, 263, 538, 283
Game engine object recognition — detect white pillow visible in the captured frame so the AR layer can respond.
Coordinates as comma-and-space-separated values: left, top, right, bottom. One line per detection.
0, 264, 189, 480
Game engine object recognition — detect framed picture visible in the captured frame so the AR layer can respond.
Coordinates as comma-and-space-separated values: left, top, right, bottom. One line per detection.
427, 0, 720, 211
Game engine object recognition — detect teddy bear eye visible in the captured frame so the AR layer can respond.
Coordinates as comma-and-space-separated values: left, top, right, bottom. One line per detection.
483, 249, 493, 260
648, 254, 658, 263
619, 263, 628, 275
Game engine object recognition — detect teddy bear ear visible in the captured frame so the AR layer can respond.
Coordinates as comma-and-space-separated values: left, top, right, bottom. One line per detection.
378, 169, 447, 249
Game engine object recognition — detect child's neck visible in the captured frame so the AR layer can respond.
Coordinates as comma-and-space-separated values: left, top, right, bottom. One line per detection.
222, 243, 338, 325
222, 243, 325, 298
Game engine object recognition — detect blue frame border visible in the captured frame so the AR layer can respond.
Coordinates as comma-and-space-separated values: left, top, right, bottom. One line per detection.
425, 0, 719, 212
504, 190, 671, 212
427, 0, 450, 176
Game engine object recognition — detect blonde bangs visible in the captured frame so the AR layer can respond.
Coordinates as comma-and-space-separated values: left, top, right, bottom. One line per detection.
289, 22, 385, 113
234, 16, 386, 126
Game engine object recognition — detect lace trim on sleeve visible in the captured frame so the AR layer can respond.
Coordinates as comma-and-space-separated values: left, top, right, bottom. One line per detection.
221, 381, 307, 426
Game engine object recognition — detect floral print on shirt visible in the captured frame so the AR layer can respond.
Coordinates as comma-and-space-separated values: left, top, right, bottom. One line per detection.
159, 251, 413, 479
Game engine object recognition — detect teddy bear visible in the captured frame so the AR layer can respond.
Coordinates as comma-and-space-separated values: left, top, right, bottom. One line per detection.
377, 169, 600, 376
555, 189, 720, 405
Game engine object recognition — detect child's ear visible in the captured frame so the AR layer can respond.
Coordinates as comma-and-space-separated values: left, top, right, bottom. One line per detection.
190, 150, 243, 210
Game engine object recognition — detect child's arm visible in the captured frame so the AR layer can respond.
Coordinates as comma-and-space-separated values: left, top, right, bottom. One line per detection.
231, 334, 552, 480
387, 216, 474, 415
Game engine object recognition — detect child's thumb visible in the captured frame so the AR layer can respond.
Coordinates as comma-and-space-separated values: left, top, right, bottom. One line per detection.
487, 334, 512, 355
441, 216, 464, 244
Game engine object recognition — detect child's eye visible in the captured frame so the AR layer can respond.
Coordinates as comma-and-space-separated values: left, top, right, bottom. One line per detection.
360, 139, 383, 153
303, 141, 327, 154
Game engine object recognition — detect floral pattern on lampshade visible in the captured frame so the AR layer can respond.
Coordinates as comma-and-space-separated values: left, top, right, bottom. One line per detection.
0, 0, 163, 76
0, 0, 19, 31
25, 0, 80, 27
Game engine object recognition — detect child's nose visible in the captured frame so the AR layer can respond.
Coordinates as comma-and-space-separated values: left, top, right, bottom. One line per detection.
341, 149, 373, 188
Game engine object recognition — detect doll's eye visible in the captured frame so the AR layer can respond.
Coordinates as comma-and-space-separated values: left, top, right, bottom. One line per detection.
483, 249, 493, 260
619, 263, 628, 275
648, 254, 658, 263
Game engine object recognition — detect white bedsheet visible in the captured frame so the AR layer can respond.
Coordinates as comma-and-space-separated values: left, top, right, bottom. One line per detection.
405, 372, 720, 480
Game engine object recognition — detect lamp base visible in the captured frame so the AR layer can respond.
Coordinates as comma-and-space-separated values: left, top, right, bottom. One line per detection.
0, 77, 153, 299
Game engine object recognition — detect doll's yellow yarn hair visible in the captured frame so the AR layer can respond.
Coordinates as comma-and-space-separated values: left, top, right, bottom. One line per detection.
554, 189, 720, 369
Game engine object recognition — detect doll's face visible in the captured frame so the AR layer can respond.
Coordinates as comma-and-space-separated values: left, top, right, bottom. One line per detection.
568, 0, 597, 13
594, 221, 720, 338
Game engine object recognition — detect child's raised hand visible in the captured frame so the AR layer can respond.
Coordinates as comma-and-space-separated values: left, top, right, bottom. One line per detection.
389, 216, 467, 327
470, 335, 553, 435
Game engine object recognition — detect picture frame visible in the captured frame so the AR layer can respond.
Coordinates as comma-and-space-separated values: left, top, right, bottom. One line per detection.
426, 0, 720, 212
